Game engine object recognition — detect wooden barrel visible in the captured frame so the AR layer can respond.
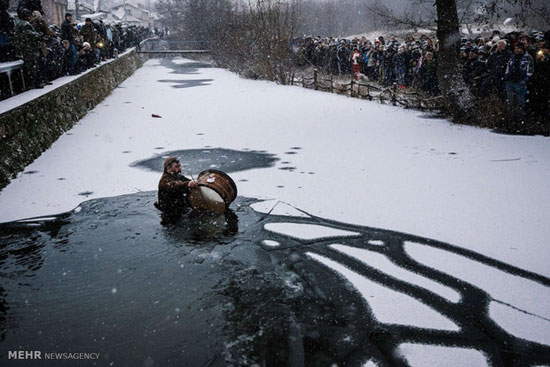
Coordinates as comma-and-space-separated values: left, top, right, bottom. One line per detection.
187, 169, 238, 213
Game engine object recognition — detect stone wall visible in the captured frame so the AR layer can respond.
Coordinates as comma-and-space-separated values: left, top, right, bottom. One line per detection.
0, 51, 145, 191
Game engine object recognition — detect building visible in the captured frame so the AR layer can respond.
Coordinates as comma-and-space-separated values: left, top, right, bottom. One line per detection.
9, 0, 68, 25
111, 2, 151, 28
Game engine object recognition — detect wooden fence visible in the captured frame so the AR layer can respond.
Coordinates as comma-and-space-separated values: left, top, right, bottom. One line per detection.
290, 69, 444, 111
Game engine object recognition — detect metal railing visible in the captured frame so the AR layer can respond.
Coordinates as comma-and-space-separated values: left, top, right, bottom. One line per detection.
0, 60, 26, 97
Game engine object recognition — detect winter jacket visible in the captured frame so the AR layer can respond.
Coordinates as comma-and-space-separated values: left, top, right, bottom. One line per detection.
61, 19, 74, 43
486, 49, 511, 82
0, 10, 15, 61
505, 53, 534, 83
157, 172, 192, 213
80, 23, 96, 48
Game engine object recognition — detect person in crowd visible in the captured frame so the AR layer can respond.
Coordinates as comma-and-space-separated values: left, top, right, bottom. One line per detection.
383, 46, 395, 86
463, 48, 486, 95
419, 51, 438, 96
61, 39, 77, 75
0, 0, 16, 62
480, 40, 511, 99
105, 23, 113, 58
394, 46, 408, 87
17, 0, 42, 18
80, 18, 96, 52
505, 43, 534, 121
351, 47, 362, 80
77, 42, 95, 71
365, 44, 377, 80
526, 42, 550, 120
61, 13, 76, 45
14, 8, 43, 88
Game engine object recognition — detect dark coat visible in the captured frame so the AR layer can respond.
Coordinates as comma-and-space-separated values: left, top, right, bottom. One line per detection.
61, 19, 74, 43
505, 53, 534, 83
16, 0, 43, 17
80, 23, 96, 47
486, 49, 512, 82
0, 9, 15, 61
157, 172, 192, 213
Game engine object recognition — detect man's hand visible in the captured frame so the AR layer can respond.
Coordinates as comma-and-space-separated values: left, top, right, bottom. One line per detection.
188, 181, 199, 188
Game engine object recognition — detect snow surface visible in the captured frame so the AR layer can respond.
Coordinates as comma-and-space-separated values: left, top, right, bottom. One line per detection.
397, 343, 489, 367
307, 252, 459, 331
362, 360, 378, 367
264, 223, 360, 241
405, 241, 550, 345
250, 199, 310, 218
330, 244, 461, 303
489, 301, 550, 346
367, 240, 384, 246
261, 240, 280, 248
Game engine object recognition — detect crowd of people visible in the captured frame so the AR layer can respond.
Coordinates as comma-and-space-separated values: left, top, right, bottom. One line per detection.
0, 0, 150, 99
293, 30, 550, 121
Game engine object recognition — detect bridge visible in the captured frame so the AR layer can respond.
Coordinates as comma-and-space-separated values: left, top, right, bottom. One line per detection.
138, 39, 211, 56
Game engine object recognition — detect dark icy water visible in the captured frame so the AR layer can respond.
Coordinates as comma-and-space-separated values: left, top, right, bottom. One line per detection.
131, 148, 279, 175
0, 191, 549, 367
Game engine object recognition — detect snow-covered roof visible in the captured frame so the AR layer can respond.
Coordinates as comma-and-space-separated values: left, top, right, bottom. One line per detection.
67, 0, 95, 12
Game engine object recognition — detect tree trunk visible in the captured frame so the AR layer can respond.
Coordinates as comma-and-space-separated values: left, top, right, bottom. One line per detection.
435, 0, 475, 122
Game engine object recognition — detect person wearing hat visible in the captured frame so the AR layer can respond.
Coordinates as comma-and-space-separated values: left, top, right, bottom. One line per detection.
463, 47, 486, 92
155, 157, 198, 215
504, 43, 534, 121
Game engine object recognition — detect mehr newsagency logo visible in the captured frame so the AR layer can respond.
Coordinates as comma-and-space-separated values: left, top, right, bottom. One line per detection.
8, 350, 100, 360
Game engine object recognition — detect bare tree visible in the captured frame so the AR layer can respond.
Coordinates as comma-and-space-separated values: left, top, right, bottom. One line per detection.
435, 0, 475, 121
213, 0, 299, 84
156, 0, 233, 40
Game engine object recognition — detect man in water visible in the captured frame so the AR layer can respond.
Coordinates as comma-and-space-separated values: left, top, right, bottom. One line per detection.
155, 157, 198, 215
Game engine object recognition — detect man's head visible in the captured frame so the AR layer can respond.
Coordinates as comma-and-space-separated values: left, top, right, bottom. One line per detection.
163, 157, 181, 174
65, 13, 72, 21
425, 52, 433, 61
514, 43, 525, 56
62, 39, 70, 49
85, 18, 92, 24
497, 40, 507, 51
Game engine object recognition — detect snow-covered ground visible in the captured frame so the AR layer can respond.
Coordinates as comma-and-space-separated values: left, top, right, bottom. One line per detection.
0, 57, 549, 364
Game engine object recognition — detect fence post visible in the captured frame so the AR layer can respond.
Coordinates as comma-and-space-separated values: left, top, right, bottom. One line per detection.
330, 74, 333, 93
350, 79, 354, 97
313, 68, 318, 90
392, 83, 397, 106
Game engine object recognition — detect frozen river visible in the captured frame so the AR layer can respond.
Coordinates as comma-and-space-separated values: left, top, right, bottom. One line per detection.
0, 57, 549, 366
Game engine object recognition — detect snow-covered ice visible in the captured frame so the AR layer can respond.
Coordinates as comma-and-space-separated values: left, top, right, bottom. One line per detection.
261, 240, 280, 247
489, 301, 550, 346
397, 343, 489, 367
307, 252, 459, 331
404, 241, 550, 345
251, 199, 310, 217
264, 222, 360, 241
330, 244, 461, 303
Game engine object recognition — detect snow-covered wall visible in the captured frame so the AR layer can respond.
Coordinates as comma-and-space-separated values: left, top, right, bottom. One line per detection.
0, 51, 144, 190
